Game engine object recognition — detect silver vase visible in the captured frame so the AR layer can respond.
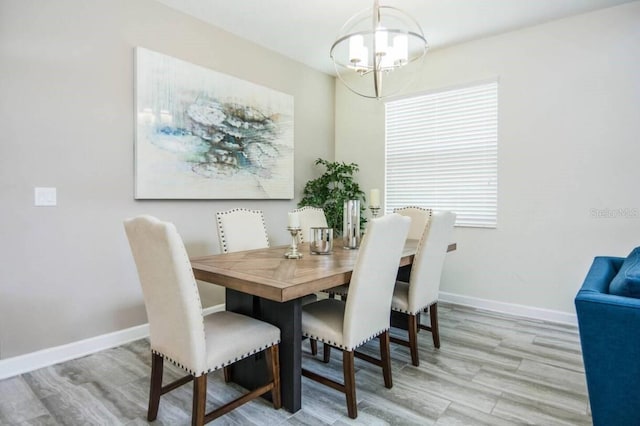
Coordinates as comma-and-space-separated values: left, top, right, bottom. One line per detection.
342, 200, 360, 249
310, 227, 333, 254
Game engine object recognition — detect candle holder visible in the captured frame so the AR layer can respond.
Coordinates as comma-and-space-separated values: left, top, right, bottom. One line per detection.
284, 227, 303, 259
369, 206, 381, 218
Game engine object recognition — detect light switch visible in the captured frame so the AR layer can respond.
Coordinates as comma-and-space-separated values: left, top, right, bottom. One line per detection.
34, 187, 57, 206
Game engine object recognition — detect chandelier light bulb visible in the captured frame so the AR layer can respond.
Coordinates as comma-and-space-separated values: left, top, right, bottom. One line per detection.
348, 35, 365, 66
393, 34, 408, 66
374, 26, 388, 56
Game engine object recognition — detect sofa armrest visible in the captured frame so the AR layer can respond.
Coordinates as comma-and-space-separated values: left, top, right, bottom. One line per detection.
575, 256, 640, 426
577, 256, 623, 293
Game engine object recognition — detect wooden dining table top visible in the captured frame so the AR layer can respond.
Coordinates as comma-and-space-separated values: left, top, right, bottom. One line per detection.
191, 240, 456, 303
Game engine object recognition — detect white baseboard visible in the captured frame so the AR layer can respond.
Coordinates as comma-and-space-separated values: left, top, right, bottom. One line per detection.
0, 303, 225, 381
0, 298, 574, 382
439, 291, 577, 326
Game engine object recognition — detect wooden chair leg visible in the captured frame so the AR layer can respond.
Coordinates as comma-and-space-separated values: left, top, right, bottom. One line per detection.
379, 330, 393, 388
265, 345, 282, 409
430, 302, 440, 348
310, 339, 318, 356
192, 375, 207, 426
223, 366, 231, 383
343, 350, 357, 419
323, 343, 331, 363
408, 314, 419, 366
148, 353, 163, 421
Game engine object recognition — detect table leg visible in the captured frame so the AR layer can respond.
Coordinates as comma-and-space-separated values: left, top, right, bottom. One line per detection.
261, 297, 302, 413
225, 289, 302, 413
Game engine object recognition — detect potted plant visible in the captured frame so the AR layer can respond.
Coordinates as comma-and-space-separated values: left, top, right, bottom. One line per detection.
298, 158, 367, 233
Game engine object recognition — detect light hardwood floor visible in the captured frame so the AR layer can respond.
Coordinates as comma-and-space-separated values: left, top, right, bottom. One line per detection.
0, 303, 591, 425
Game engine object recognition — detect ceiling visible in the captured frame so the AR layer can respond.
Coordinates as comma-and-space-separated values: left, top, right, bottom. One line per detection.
154, 0, 634, 75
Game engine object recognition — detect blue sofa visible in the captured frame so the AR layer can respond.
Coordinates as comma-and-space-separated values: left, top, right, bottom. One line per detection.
575, 256, 640, 426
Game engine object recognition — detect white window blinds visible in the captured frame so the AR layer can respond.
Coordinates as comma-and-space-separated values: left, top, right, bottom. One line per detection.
385, 80, 498, 228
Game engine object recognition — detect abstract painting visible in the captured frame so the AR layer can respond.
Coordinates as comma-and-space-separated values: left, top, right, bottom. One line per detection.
134, 47, 294, 199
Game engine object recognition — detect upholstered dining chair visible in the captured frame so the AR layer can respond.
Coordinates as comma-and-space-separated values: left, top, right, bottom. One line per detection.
394, 206, 432, 240
124, 215, 281, 425
325, 207, 434, 302
393, 206, 433, 283
390, 210, 456, 366
216, 208, 317, 352
216, 208, 269, 254
301, 214, 410, 419
291, 206, 343, 299
289, 206, 330, 356
291, 206, 328, 244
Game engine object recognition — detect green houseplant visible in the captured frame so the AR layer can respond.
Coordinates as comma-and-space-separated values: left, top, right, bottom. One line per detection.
298, 158, 367, 233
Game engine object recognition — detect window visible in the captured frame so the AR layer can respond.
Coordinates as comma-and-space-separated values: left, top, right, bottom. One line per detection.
385, 80, 498, 228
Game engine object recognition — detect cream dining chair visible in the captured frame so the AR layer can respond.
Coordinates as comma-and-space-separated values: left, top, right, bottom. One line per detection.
393, 206, 432, 283
325, 206, 433, 301
292, 206, 328, 244
215, 208, 270, 253
289, 206, 329, 356
390, 210, 456, 366
300, 213, 410, 419
216, 207, 317, 355
394, 206, 432, 240
320, 206, 435, 364
124, 215, 281, 425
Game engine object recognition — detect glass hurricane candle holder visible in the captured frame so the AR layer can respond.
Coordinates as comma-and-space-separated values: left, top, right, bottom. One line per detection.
285, 227, 303, 259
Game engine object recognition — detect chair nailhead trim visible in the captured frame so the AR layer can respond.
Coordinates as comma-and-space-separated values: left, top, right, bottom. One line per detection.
216, 208, 270, 254
151, 339, 280, 377
393, 206, 433, 216
323, 286, 349, 297
390, 305, 430, 315
302, 329, 388, 351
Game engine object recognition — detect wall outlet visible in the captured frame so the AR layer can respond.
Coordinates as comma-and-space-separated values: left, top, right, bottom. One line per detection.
34, 187, 57, 206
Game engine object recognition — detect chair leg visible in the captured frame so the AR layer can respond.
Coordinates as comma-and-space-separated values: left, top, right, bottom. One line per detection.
408, 314, 419, 366
265, 345, 282, 409
310, 339, 318, 356
148, 353, 163, 421
323, 343, 331, 363
223, 366, 231, 383
192, 375, 207, 426
430, 302, 440, 348
343, 350, 357, 419
379, 330, 393, 388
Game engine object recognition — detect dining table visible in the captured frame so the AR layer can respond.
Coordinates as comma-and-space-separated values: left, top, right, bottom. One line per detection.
190, 240, 456, 412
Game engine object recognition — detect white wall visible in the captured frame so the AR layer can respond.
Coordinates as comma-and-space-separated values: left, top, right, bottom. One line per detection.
0, 0, 335, 358
336, 2, 640, 315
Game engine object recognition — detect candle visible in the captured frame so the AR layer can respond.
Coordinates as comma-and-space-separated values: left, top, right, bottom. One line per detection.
370, 189, 380, 208
288, 212, 300, 228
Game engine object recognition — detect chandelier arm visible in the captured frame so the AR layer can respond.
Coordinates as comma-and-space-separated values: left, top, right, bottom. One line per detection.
372, 0, 381, 98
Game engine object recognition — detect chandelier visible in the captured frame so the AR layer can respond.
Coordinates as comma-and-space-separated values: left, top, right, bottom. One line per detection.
330, 0, 428, 99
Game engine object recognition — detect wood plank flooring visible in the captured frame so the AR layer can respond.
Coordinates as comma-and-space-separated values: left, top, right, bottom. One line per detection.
0, 303, 591, 425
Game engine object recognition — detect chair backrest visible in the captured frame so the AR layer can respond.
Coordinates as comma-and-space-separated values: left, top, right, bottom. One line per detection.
407, 211, 456, 313
394, 206, 432, 240
216, 208, 270, 253
124, 215, 206, 373
343, 213, 410, 349
292, 206, 328, 243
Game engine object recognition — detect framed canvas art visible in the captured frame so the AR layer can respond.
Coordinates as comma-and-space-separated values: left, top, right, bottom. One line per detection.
134, 47, 294, 199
